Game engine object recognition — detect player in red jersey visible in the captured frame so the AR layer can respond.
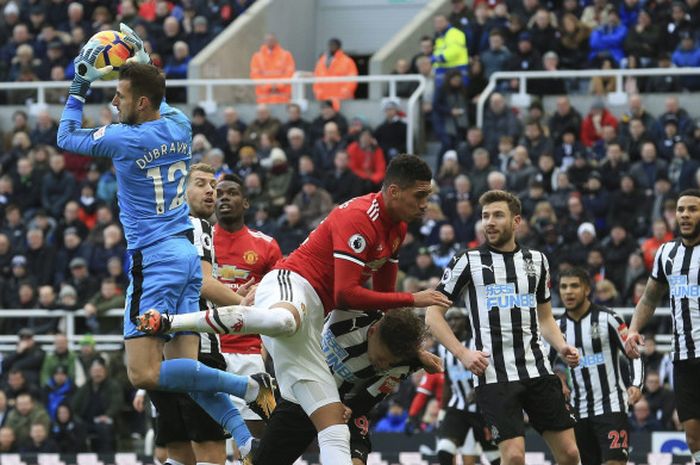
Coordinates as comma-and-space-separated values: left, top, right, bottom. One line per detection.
138, 154, 451, 465
214, 174, 283, 439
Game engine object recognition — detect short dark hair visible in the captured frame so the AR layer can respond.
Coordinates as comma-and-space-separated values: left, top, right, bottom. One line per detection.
679, 188, 700, 200
559, 267, 591, 288
383, 154, 432, 189
378, 309, 425, 360
119, 63, 165, 110
479, 190, 522, 216
218, 173, 246, 196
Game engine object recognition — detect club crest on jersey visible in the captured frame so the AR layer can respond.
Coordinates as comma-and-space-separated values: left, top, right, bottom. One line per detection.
243, 250, 259, 265
378, 376, 400, 394
523, 257, 537, 277
93, 126, 106, 140
441, 268, 453, 284
349, 234, 367, 253
201, 233, 212, 251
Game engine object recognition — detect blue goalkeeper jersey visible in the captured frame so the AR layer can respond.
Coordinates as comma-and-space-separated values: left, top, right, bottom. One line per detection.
57, 96, 192, 250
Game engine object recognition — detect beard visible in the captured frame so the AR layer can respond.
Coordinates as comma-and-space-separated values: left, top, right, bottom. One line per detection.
486, 227, 514, 248
680, 221, 700, 242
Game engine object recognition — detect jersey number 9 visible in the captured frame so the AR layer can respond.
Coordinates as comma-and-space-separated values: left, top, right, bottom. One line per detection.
146, 161, 187, 215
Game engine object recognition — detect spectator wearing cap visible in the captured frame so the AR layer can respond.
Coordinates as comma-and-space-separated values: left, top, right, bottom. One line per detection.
588, 8, 627, 66
629, 142, 669, 193
323, 150, 364, 204
249, 32, 296, 104
2, 329, 45, 389
563, 221, 599, 266
480, 29, 512, 79
43, 365, 74, 421
346, 128, 386, 189
506, 32, 542, 92
431, 13, 469, 88
433, 69, 469, 154
623, 9, 659, 68
191, 106, 220, 149
76, 335, 100, 376
580, 99, 618, 148
312, 121, 344, 173
482, 92, 522, 154
66, 257, 98, 307
313, 38, 359, 110
5, 393, 50, 447
2, 255, 34, 310
374, 100, 407, 160
669, 141, 700, 191
274, 204, 309, 256
71, 359, 123, 452
292, 176, 333, 229
436, 150, 462, 190
407, 247, 443, 285
310, 100, 349, 144
672, 31, 700, 90
658, 115, 686, 160
265, 148, 294, 216
188, 15, 213, 55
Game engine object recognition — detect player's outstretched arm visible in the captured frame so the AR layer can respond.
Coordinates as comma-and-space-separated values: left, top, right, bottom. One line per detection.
57, 45, 117, 156
200, 260, 244, 306
626, 277, 668, 358
538, 301, 579, 367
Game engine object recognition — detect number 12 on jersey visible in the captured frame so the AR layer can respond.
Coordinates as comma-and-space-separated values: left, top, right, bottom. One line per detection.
146, 160, 187, 215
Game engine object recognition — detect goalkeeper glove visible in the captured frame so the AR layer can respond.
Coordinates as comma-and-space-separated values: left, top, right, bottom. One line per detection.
70, 44, 113, 102
120, 22, 151, 64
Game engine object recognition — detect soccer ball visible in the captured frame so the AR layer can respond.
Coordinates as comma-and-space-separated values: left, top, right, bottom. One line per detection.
85, 30, 134, 81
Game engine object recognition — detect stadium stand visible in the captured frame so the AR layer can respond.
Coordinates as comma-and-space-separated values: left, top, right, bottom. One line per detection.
1, 0, 699, 463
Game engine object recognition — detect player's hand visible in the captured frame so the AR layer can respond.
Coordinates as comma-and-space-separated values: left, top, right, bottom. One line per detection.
236, 278, 255, 297
70, 44, 113, 101
627, 386, 642, 405
559, 345, 580, 367
132, 393, 145, 413
418, 349, 443, 374
341, 404, 352, 423
625, 331, 644, 359
120, 22, 151, 64
241, 284, 258, 306
458, 347, 490, 376
412, 290, 452, 308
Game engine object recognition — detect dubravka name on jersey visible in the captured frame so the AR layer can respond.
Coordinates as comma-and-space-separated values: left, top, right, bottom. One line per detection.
136, 141, 191, 169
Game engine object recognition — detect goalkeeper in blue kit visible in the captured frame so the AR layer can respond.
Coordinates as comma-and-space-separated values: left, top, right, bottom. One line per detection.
56, 24, 274, 463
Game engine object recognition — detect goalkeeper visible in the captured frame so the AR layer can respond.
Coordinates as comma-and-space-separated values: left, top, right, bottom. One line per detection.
56, 25, 274, 464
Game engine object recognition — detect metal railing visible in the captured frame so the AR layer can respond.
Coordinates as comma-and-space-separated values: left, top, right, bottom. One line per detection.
0, 307, 674, 352
0, 73, 426, 153
476, 67, 700, 127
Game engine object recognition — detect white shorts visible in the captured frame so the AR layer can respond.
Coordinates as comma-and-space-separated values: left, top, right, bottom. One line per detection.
223, 352, 265, 421
256, 269, 340, 416
459, 428, 482, 456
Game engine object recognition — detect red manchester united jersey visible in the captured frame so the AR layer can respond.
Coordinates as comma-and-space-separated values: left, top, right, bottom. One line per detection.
277, 192, 412, 313
214, 225, 283, 354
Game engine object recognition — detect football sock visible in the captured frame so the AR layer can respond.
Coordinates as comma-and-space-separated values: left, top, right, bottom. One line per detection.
169, 306, 297, 337
317, 424, 352, 465
159, 358, 248, 398
189, 391, 251, 452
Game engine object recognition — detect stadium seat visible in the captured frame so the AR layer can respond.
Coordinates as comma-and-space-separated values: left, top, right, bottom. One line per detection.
524, 452, 548, 465
397, 452, 428, 465
36, 454, 63, 465
647, 452, 673, 465
76, 453, 103, 465
114, 453, 141, 465
0, 454, 24, 465
365, 452, 388, 465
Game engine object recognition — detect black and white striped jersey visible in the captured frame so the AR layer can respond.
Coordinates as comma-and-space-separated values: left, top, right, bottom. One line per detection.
650, 239, 700, 361
436, 244, 553, 386
438, 341, 477, 412
189, 216, 223, 363
322, 309, 420, 416
556, 304, 644, 419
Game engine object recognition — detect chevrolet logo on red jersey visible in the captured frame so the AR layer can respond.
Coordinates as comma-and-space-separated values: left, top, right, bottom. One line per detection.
378, 376, 400, 394
217, 265, 251, 281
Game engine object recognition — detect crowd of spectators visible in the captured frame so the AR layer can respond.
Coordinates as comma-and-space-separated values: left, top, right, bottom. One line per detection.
0, 0, 698, 455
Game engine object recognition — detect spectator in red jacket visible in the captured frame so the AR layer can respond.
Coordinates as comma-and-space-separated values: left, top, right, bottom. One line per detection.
580, 99, 618, 147
346, 128, 387, 188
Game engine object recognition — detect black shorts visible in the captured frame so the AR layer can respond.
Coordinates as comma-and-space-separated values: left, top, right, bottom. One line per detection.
574, 413, 629, 465
149, 390, 228, 446
673, 357, 700, 422
475, 375, 576, 443
254, 399, 371, 465
438, 408, 497, 451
